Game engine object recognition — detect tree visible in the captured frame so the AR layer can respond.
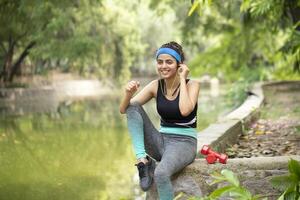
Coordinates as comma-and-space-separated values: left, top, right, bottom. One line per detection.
240, 0, 300, 73
148, 0, 300, 81
0, 0, 145, 85
0, 0, 77, 84
186, 0, 300, 80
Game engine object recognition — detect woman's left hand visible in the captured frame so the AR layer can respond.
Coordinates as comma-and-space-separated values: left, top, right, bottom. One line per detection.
178, 63, 189, 79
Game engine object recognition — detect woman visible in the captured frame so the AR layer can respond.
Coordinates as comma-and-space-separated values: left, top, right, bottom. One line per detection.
119, 41, 200, 200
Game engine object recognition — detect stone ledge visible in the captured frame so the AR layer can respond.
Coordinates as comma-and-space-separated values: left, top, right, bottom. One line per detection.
197, 82, 264, 153
188, 156, 300, 172
197, 119, 241, 154
263, 80, 300, 91
147, 156, 300, 200
225, 82, 264, 121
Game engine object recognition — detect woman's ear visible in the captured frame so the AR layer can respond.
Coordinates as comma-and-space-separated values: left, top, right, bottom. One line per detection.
177, 62, 183, 68
177, 62, 181, 68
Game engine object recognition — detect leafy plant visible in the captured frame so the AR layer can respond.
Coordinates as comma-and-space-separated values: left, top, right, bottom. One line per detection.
224, 78, 249, 109
182, 169, 265, 200
207, 169, 264, 200
271, 159, 300, 200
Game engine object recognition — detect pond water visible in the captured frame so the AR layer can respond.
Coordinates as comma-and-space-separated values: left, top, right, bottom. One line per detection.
0, 83, 240, 200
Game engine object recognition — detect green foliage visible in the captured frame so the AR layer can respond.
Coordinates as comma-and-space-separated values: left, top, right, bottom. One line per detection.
188, 0, 212, 16
30, 0, 145, 82
0, 0, 68, 82
241, 0, 300, 76
183, 169, 265, 200
241, 0, 285, 20
0, 0, 150, 84
224, 78, 249, 109
2, 0, 300, 84
186, 0, 300, 82
271, 159, 300, 200
207, 169, 262, 200
1, 0, 192, 84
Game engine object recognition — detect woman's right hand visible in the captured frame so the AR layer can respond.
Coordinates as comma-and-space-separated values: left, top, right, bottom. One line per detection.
125, 80, 140, 96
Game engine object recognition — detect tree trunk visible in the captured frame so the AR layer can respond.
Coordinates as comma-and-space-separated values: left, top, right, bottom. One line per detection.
0, 36, 14, 83
8, 41, 36, 82
113, 38, 123, 78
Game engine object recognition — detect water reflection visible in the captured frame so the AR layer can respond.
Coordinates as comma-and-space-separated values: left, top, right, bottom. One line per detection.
0, 98, 136, 200
0, 85, 237, 200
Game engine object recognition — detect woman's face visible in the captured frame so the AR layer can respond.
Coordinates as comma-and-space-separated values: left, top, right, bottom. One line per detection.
156, 54, 178, 79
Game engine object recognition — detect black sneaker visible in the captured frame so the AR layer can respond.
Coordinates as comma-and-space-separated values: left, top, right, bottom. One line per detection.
135, 157, 155, 191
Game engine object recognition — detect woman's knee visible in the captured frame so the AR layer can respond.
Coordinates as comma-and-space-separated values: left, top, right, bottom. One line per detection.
125, 102, 142, 114
154, 166, 171, 182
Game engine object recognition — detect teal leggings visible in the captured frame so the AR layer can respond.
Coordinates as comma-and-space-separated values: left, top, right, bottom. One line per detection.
126, 102, 197, 200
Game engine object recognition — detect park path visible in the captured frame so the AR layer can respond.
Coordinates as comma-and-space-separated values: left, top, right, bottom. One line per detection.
226, 86, 300, 158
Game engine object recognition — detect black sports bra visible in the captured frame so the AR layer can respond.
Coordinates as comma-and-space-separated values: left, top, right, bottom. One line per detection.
156, 79, 197, 128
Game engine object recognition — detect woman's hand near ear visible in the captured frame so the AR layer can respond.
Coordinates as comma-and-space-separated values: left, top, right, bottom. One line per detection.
177, 63, 200, 116
178, 63, 189, 80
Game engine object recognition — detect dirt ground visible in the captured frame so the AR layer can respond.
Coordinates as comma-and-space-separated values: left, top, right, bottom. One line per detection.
226, 88, 300, 158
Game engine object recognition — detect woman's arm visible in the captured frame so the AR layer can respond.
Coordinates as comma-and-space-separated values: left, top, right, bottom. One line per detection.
178, 64, 200, 116
119, 80, 157, 114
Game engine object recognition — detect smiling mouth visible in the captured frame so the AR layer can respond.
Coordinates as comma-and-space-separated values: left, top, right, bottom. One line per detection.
160, 70, 170, 74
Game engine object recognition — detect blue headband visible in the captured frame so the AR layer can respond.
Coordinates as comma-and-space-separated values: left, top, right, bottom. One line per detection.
156, 47, 182, 63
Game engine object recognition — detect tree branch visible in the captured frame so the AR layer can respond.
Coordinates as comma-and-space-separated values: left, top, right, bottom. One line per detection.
8, 41, 36, 82
0, 35, 15, 82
